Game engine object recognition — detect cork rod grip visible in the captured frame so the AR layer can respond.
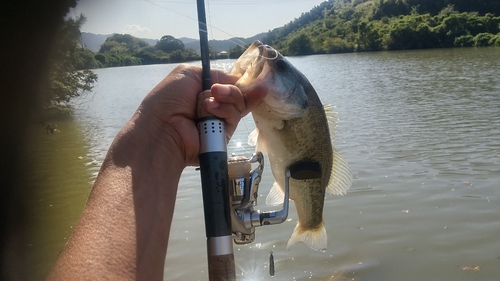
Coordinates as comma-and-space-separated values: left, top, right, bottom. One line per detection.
196, 90, 213, 119
208, 253, 236, 281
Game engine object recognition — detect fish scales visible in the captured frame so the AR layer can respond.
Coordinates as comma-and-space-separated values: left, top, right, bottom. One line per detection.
254, 80, 332, 228
229, 41, 351, 252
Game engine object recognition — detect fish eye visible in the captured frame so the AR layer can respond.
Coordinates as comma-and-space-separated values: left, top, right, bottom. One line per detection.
275, 59, 288, 72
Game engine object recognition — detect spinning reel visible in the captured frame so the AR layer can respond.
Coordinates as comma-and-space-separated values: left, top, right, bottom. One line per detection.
227, 152, 322, 245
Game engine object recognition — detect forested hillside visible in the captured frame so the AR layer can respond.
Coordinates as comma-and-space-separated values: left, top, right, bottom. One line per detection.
73, 0, 500, 70
42, 0, 500, 114
259, 0, 500, 55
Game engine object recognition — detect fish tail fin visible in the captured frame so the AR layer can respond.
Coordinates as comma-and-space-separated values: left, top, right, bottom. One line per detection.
286, 221, 327, 252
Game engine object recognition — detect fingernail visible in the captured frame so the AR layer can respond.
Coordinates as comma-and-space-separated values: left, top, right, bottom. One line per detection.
205, 97, 220, 109
213, 84, 231, 96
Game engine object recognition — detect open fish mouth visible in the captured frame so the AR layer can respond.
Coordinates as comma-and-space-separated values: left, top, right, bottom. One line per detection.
232, 40, 280, 80
257, 42, 279, 61
230, 40, 308, 120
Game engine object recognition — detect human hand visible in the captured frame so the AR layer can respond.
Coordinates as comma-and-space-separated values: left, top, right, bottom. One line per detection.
135, 64, 267, 167
48, 64, 266, 281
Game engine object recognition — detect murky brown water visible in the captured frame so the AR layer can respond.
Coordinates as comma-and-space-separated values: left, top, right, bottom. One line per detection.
22, 117, 95, 279
27, 47, 500, 280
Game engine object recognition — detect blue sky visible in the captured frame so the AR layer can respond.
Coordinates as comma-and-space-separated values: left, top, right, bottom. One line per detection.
72, 0, 327, 40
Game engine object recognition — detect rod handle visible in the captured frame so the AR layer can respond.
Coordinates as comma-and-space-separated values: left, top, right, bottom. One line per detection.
207, 253, 236, 281
196, 90, 213, 119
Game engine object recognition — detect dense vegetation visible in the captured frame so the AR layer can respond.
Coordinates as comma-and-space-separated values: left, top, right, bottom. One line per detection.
93, 34, 202, 67
47, 0, 500, 111
260, 0, 500, 55
44, 14, 97, 115
78, 0, 500, 68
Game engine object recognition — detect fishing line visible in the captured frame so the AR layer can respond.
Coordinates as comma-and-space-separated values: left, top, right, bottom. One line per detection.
142, 0, 260, 160
197, 0, 258, 155
205, 0, 219, 84
144, 0, 248, 48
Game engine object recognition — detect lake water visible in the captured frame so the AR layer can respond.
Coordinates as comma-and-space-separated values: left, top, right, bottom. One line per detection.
29, 47, 500, 280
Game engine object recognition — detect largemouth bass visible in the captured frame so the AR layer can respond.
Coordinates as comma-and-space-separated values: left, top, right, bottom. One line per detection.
229, 41, 352, 251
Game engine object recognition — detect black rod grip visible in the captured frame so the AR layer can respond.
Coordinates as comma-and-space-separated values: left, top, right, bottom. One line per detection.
199, 151, 232, 237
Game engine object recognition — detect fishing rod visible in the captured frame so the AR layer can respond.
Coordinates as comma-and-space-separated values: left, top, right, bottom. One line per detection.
194, 3, 324, 279
195, 0, 236, 280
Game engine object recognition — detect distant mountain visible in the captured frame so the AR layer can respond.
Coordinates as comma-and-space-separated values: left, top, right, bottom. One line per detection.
184, 33, 267, 53
178, 37, 198, 44
81, 32, 267, 53
81, 33, 110, 51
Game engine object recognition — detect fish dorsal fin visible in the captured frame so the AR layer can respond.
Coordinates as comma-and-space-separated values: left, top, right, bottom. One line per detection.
326, 148, 352, 195
324, 104, 339, 139
323, 104, 352, 195
265, 182, 284, 206
247, 128, 267, 154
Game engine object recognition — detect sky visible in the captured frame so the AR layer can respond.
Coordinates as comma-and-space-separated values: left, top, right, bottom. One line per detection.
72, 0, 328, 40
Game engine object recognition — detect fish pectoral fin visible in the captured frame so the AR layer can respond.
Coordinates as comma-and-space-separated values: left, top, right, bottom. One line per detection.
247, 128, 267, 154
265, 182, 285, 206
286, 221, 327, 252
326, 148, 353, 196
248, 128, 259, 146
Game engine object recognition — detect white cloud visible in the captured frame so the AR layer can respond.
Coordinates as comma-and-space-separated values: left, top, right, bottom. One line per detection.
122, 24, 151, 36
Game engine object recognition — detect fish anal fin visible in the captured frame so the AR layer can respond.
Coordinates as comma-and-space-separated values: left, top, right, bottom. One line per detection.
265, 182, 284, 206
286, 221, 327, 252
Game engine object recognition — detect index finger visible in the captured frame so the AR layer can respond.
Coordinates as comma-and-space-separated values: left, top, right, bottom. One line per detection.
211, 69, 239, 85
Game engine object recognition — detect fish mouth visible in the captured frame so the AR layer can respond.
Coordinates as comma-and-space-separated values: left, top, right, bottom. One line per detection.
231, 40, 309, 119
232, 40, 280, 81
257, 42, 279, 61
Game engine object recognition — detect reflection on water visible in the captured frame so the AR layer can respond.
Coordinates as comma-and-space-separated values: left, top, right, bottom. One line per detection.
30, 48, 500, 280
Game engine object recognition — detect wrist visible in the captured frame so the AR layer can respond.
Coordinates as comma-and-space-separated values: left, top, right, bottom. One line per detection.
108, 110, 186, 175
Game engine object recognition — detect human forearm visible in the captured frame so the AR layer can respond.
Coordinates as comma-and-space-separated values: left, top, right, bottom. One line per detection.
47, 65, 267, 280
48, 112, 184, 280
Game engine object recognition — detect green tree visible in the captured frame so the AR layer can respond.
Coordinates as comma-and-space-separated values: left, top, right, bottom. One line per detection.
99, 34, 150, 54
473, 32, 494, 46
229, 45, 245, 58
489, 33, 500, 46
155, 35, 185, 53
322, 37, 354, 53
73, 48, 99, 69
45, 14, 97, 114
168, 50, 185, 63
357, 21, 383, 51
287, 33, 313, 55
388, 14, 438, 49
454, 34, 474, 46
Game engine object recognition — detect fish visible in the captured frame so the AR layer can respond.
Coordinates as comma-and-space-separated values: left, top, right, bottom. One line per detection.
228, 40, 352, 252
